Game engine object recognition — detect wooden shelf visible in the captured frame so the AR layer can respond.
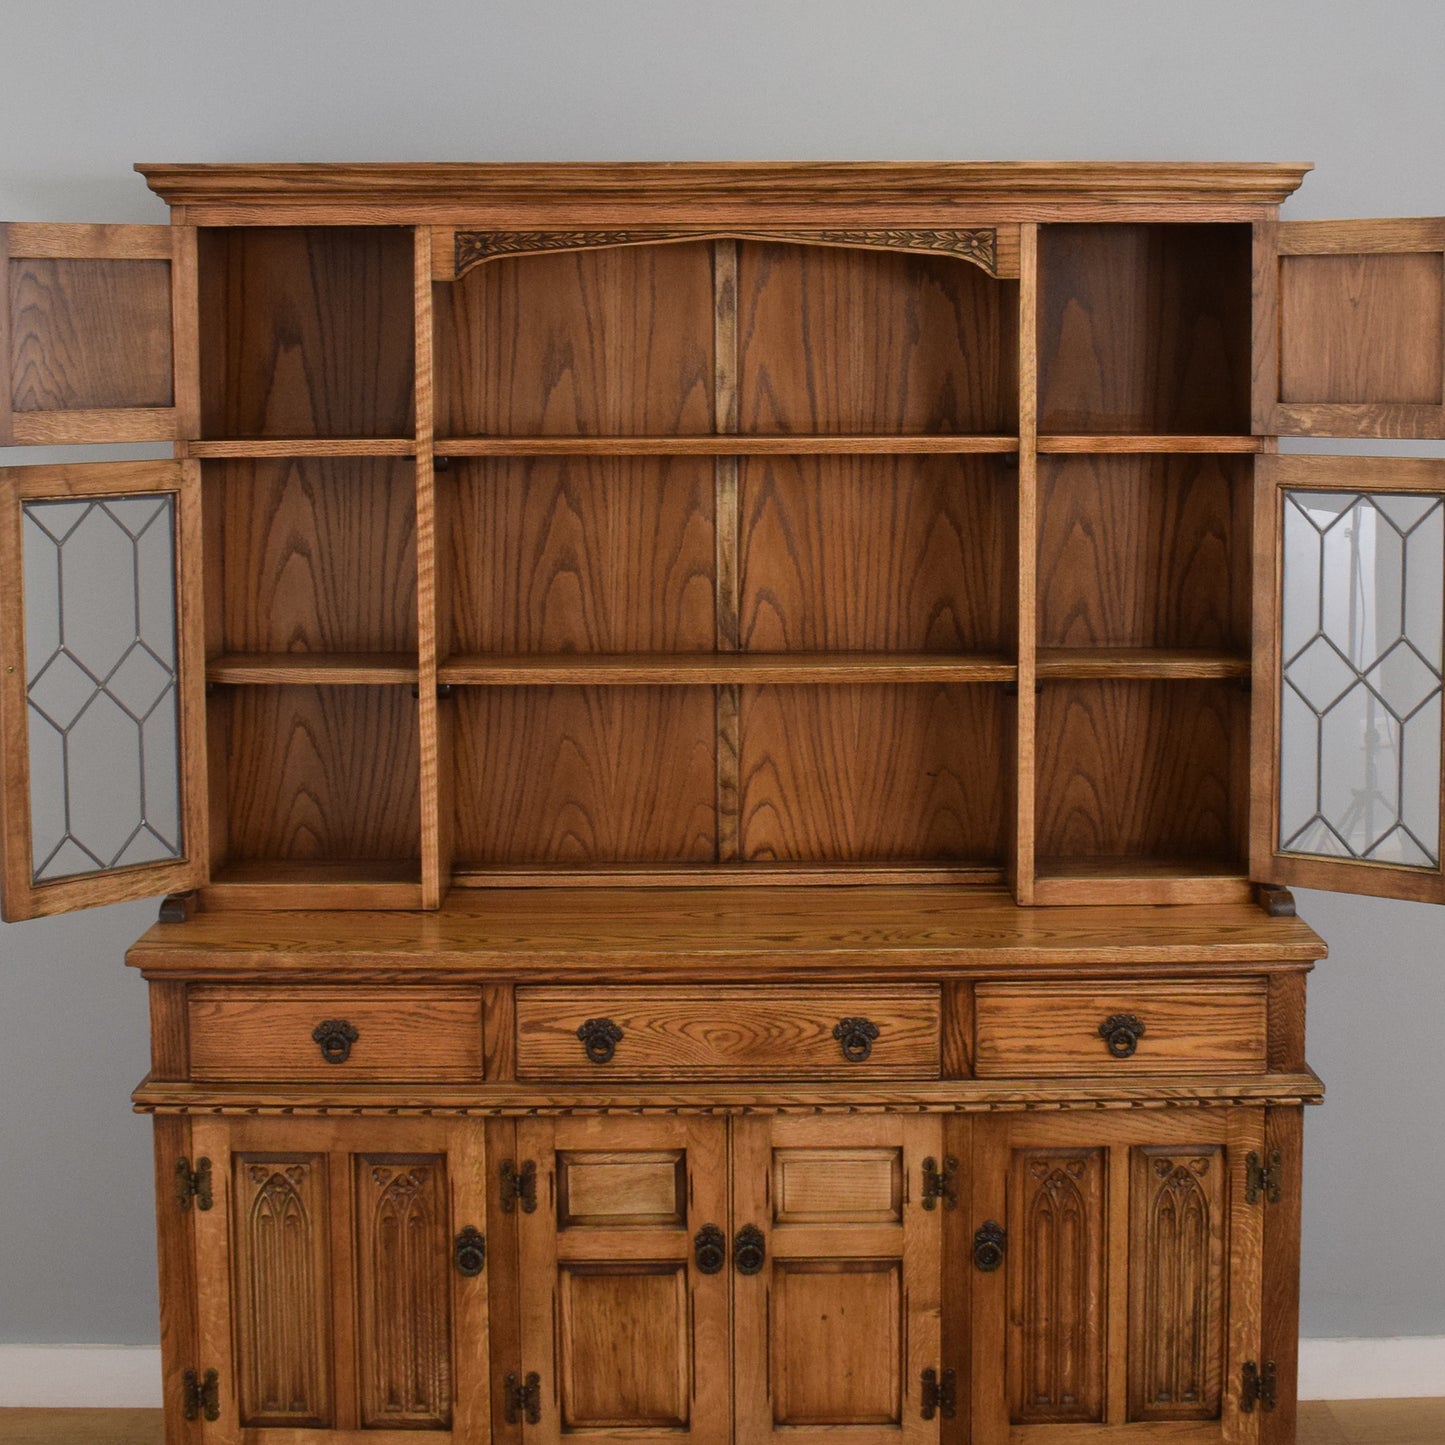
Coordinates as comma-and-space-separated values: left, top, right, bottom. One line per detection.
438, 653, 1018, 686
205, 860, 424, 911
1033, 859, 1253, 907
190, 438, 416, 458
450, 862, 1007, 888
1037, 435, 1264, 454
1036, 648, 1251, 680
208, 653, 419, 685
435, 435, 1019, 457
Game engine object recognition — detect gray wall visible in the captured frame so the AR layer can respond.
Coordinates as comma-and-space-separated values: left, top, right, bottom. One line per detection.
2, 0, 1443, 1345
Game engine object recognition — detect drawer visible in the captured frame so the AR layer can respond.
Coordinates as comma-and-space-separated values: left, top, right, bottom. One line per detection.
515, 986, 941, 1080
187, 987, 484, 1081
973, 981, 1267, 1076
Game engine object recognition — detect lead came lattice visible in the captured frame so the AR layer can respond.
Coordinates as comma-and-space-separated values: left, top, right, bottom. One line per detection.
21, 494, 183, 883
1278, 490, 1444, 868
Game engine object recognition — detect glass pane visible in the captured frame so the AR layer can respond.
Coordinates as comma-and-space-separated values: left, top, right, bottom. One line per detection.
1279, 491, 1444, 867
21, 495, 183, 883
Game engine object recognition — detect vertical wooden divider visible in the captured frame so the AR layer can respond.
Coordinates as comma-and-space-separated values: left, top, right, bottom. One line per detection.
1014, 224, 1040, 903
414, 227, 449, 908
714, 239, 741, 862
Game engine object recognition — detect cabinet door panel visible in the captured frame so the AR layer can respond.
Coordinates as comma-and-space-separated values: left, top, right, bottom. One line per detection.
1254, 454, 1445, 901
0, 459, 207, 918
733, 1115, 942, 1445
516, 1116, 729, 1445
2, 222, 193, 444
1255, 218, 1445, 437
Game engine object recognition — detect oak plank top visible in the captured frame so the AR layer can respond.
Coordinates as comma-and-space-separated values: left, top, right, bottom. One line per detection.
127, 887, 1326, 976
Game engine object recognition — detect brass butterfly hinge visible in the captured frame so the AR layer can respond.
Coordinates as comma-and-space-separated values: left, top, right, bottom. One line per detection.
1245, 1149, 1283, 1205
175, 1157, 213, 1212
921, 1155, 958, 1210
504, 1370, 542, 1424
1241, 1359, 1278, 1413
500, 1158, 538, 1214
921, 1367, 957, 1420
182, 1368, 220, 1422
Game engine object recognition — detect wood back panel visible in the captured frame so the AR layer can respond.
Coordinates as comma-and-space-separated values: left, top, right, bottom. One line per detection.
738, 684, 1011, 863
198, 227, 415, 438
739, 454, 1016, 652
207, 457, 417, 654
1036, 453, 1252, 650
447, 456, 715, 653
1035, 679, 1248, 869
737, 242, 1017, 434
1038, 224, 1252, 434
434, 243, 715, 435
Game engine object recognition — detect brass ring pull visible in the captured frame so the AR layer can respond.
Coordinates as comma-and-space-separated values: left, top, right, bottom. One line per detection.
694, 1224, 726, 1275
312, 1019, 359, 1064
833, 1016, 880, 1063
734, 1224, 766, 1276
1098, 1013, 1145, 1059
577, 1017, 624, 1064
453, 1226, 486, 1277
973, 1220, 1006, 1273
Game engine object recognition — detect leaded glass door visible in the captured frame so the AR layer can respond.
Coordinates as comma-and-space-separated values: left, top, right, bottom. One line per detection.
1254, 454, 1445, 901
0, 458, 206, 918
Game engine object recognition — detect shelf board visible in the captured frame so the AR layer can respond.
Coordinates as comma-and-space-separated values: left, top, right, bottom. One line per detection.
450, 861, 1007, 888
1036, 648, 1251, 681
436, 434, 1019, 458
208, 653, 419, 685
1037, 435, 1265, 454
189, 438, 417, 458
438, 652, 1018, 686
1033, 858, 1252, 906
204, 860, 424, 911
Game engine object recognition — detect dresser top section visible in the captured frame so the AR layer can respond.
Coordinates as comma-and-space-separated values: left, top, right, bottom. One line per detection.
135, 161, 1313, 223
127, 888, 1325, 977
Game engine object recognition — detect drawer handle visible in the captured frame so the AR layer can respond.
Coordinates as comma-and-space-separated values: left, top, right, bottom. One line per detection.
694, 1224, 726, 1275
1098, 1013, 1146, 1060
833, 1016, 880, 1063
577, 1017, 624, 1065
973, 1220, 1007, 1273
453, 1226, 486, 1277
734, 1224, 766, 1276
312, 1019, 359, 1064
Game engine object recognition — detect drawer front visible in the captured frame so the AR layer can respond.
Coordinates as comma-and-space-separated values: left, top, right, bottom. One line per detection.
188, 988, 484, 1081
515, 986, 941, 1080
973, 981, 1267, 1076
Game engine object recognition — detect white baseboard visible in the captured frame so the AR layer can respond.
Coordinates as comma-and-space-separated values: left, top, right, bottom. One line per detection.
1299, 1335, 1445, 1399
1, 1338, 1441, 1407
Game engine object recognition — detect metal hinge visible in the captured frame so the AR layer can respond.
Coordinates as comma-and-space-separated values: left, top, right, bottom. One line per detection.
504, 1370, 542, 1424
920, 1367, 957, 1420
182, 1368, 220, 1422
1245, 1149, 1283, 1205
175, 1157, 213, 1212
500, 1159, 538, 1214
921, 1155, 958, 1211
1241, 1359, 1277, 1413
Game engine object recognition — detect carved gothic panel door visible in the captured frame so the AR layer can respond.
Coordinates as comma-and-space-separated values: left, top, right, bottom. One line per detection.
969, 1111, 1266, 1445
732, 1114, 945, 1444
190, 1116, 489, 1442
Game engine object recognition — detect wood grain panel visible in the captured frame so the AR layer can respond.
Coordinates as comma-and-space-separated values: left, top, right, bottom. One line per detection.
448, 456, 715, 653
354, 1156, 453, 1429
974, 982, 1267, 1077
737, 242, 1017, 433
198, 227, 415, 438
1038, 224, 1251, 433
557, 1150, 685, 1227
739, 684, 1009, 862
187, 987, 483, 1082
772, 1261, 902, 1425
1128, 1145, 1226, 1421
1035, 680, 1248, 871
1008, 1147, 1106, 1424
435, 242, 714, 435
515, 985, 941, 1080
209, 457, 417, 654
8, 258, 173, 412
773, 1148, 902, 1224
220, 685, 420, 863
1037, 454, 1251, 651
232, 1153, 331, 1428
1281, 253, 1443, 403
452, 686, 716, 865
739, 454, 1015, 651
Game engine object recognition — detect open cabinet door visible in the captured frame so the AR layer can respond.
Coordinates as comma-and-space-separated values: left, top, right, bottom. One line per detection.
1254, 454, 1445, 901
0, 459, 206, 918
1254, 218, 1445, 437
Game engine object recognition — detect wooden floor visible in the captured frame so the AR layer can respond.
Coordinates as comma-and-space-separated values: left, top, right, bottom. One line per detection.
1, 1401, 1443, 1443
